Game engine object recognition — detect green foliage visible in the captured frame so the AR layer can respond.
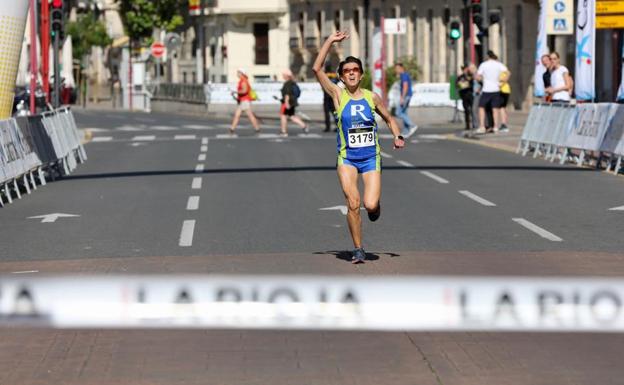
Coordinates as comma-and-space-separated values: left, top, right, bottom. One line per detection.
360, 70, 372, 90
66, 11, 112, 61
385, 56, 422, 90
117, 0, 186, 45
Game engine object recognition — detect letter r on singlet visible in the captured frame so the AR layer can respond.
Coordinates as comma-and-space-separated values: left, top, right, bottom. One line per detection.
351, 104, 367, 120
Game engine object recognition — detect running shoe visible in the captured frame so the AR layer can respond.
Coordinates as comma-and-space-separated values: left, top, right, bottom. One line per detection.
499, 124, 509, 133
367, 204, 381, 222
351, 248, 366, 264
405, 125, 419, 138
302, 125, 310, 134
280, 132, 288, 137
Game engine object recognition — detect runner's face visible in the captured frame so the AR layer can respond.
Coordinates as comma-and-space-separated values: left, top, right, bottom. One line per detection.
341, 64, 362, 88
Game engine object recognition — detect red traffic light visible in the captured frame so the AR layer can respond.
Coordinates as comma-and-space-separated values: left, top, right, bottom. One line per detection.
52, 0, 63, 9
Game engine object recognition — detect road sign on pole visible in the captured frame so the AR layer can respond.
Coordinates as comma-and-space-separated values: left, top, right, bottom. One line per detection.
546, 0, 574, 35
151, 42, 166, 58
383, 18, 407, 35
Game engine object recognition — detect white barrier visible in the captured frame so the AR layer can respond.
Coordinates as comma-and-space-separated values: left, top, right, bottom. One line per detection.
518, 103, 624, 172
4, 274, 624, 332
0, 108, 86, 206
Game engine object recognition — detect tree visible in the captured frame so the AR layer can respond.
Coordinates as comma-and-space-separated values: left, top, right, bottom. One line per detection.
385, 56, 422, 90
66, 10, 112, 61
116, 0, 186, 46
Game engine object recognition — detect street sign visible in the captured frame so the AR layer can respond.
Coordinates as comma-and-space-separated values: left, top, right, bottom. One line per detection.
189, 0, 200, 16
151, 42, 165, 58
597, 0, 624, 29
383, 18, 407, 34
546, 0, 574, 35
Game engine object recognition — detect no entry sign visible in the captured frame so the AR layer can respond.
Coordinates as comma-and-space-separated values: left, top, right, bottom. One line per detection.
151, 42, 166, 58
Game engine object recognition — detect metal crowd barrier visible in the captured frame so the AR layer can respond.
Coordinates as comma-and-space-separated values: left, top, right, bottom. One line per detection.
0, 108, 86, 206
517, 103, 624, 174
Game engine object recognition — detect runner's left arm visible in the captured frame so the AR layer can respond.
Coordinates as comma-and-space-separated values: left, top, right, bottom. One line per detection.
373, 92, 404, 149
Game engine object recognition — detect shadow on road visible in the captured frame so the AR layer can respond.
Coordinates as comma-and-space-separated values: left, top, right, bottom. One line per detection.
63, 165, 594, 181
314, 250, 401, 263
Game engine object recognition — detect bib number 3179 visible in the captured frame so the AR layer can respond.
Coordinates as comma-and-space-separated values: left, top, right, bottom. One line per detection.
348, 127, 375, 148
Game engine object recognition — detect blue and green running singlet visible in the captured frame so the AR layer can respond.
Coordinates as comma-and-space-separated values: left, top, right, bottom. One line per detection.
336, 88, 381, 173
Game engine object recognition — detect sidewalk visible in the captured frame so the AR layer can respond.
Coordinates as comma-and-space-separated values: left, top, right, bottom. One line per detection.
449, 110, 528, 153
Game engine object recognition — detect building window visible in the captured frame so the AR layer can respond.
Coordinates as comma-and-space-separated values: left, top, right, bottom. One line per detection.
411, 8, 417, 56
183, 72, 187, 83
428, 9, 434, 82
373, 8, 380, 28
354, 9, 360, 35
254, 23, 269, 65
299, 12, 305, 41
317, 11, 323, 37
334, 10, 341, 31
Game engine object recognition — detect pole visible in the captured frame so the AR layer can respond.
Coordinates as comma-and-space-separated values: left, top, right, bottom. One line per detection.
469, 7, 475, 64
29, 0, 37, 114
199, 0, 206, 83
381, 16, 387, 106
53, 27, 60, 108
128, 45, 133, 111
41, 0, 50, 103
481, 0, 488, 53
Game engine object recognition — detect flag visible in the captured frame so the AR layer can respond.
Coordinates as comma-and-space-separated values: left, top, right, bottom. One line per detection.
575, 0, 595, 101
617, 38, 624, 102
534, 0, 549, 97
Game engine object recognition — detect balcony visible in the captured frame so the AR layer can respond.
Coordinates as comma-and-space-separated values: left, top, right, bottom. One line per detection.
210, 0, 287, 14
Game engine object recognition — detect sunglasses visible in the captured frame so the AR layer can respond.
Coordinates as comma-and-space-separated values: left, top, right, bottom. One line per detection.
342, 67, 361, 75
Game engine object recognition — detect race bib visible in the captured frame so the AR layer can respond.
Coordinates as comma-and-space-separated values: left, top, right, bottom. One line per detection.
348, 127, 375, 148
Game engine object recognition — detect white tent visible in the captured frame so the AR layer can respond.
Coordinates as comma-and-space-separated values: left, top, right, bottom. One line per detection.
61, 35, 75, 88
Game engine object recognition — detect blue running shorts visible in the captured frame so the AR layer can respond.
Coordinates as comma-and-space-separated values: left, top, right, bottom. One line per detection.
337, 155, 381, 174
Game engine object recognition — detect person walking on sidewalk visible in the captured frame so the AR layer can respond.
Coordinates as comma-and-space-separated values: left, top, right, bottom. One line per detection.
394, 63, 418, 138
475, 50, 509, 134
313, 31, 405, 264
279, 69, 308, 137
323, 64, 339, 132
499, 68, 511, 132
546, 52, 573, 104
457, 64, 475, 131
229, 68, 260, 135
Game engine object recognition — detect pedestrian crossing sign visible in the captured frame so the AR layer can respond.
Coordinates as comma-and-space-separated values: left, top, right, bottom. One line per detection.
554, 18, 567, 31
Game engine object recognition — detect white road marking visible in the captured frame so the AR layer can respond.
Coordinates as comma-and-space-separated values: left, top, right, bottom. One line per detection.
174, 134, 197, 140
11, 270, 39, 274
201, 137, 208, 144
179, 220, 196, 247
215, 134, 238, 139
512, 218, 563, 242
186, 196, 200, 210
297, 133, 322, 138
92, 136, 113, 142
118, 126, 143, 131
191, 177, 202, 189
608, 205, 624, 211
28, 213, 80, 223
198, 153, 206, 161
132, 135, 155, 141
417, 134, 448, 140
183, 124, 211, 130
195, 164, 204, 173
396, 160, 414, 167
380, 151, 393, 159
129, 142, 146, 147
200, 145, 208, 152
410, 139, 420, 143
420, 171, 449, 184
319, 205, 364, 215
87, 128, 110, 132
458, 190, 497, 207
151, 125, 176, 131
379, 134, 394, 139
258, 133, 280, 139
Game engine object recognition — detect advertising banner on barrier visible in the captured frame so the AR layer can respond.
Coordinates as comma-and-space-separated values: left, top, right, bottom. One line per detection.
207, 82, 324, 105
0, 1, 29, 119
575, 0, 596, 101
534, 0, 550, 97
564, 103, 614, 151
618, 38, 624, 102
600, 105, 624, 156
5, 275, 624, 331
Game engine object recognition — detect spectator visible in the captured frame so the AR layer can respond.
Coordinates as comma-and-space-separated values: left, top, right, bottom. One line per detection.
499, 69, 511, 132
394, 63, 418, 138
229, 68, 260, 135
323, 63, 339, 132
475, 50, 509, 134
456, 64, 475, 131
541, 54, 553, 103
279, 69, 308, 137
546, 51, 573, 103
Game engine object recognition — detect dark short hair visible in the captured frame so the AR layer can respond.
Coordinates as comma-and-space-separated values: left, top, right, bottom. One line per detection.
487, 50, 498, 60
394, 62, 405, 68
338, 56, 364, 75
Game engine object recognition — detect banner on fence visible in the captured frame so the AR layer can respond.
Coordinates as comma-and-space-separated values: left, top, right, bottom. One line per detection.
600, 104, 624, 156
563, 103, 613, 151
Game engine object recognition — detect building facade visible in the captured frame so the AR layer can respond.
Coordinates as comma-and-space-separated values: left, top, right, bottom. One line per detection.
287, 0, 541, 109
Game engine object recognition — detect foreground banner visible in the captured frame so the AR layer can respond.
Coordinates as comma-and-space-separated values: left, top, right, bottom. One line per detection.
4, 275, 624, 331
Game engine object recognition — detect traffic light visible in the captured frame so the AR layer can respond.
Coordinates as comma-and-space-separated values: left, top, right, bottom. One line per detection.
470, 0, 483, 29
51, 0, 64, 41
449, 19, 461, 41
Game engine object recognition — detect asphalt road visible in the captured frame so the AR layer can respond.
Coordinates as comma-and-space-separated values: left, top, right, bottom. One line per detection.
0, 108, 623, 384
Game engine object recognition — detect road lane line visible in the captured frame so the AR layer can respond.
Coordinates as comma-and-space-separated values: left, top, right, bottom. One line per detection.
420, 171, 449, 184
200, 145, 208, 152
92, 136, 113, 142
174, 134, 197, 140
396, 160, 414, 167
191, 177, 202, 189
201, 137, 208, 144
198, 153, 206, 161
11, 270, 39, 274
195, 164, 204, 173
512, 218, 563, 242
186, 196, 200, 210
179, 220, 196, 247
380, 151, 393, 159
132, 135, 155, 141
458, 190, 497, 207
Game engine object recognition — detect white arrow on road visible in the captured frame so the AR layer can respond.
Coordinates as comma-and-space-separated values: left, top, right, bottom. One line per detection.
28, 213, 80, 223
319, 206, 364, 215
609, 205, 624, 211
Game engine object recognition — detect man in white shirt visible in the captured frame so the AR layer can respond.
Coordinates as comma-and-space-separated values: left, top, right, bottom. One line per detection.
475, 50, 510, 133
